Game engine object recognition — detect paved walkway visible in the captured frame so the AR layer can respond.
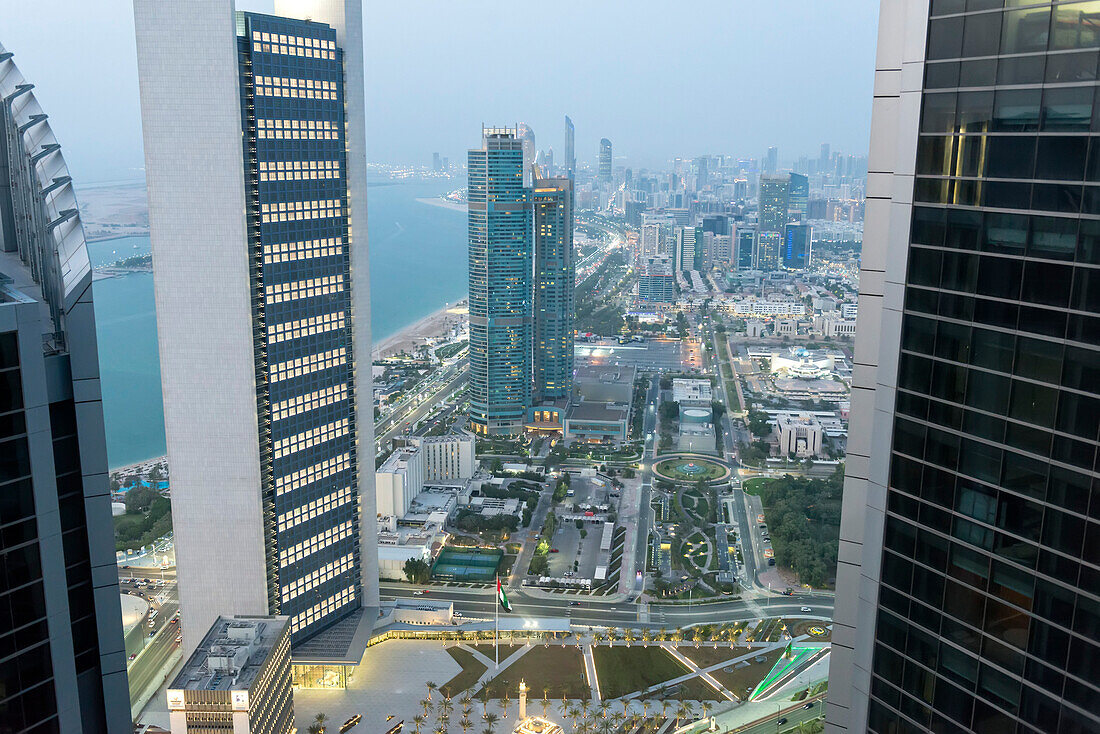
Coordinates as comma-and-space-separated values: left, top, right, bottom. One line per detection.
582, 642, 601, 702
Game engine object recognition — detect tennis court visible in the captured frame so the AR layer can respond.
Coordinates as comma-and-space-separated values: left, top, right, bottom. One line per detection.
431, 548, 503, 581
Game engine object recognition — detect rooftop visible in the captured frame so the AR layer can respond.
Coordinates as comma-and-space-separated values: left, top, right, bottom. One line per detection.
170, 616, 288, 693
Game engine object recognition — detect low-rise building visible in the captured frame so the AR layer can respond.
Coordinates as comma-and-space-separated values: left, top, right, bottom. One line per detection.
774, 414, 824, 458
376, 447, 424, 518
409, 433, 476, 482
167, 616, 293, 734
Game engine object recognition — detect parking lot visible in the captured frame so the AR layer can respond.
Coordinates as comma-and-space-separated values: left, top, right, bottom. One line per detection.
546, 477, 617, 581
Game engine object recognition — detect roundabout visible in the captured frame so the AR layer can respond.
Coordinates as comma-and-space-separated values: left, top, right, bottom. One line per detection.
652, 455, 731, 483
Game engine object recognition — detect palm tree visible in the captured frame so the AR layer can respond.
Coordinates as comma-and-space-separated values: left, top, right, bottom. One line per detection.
541, 689, 551, 718
596, 701, 611, 720
500, 692, 510, 719
659, 700, 672, 723
413, 715, 426, 734
641, 699, 651, 720
481, 728, 494, 734
559, 699, 572, 722
483, 713, 499, 733
459, 719, 473, 734
623, 629, 636, 647
596, 717, 614, 734
315, 713, 329, 733
421, 699, 433, 717
630, 712, 643, 734
427, 681, 438, 701
619, 699, 630, 718
641, 628, 653, 647
674, 702, 691, 728
480, 688, 491, 717
700, 701, 712, 722
308, 726, 322, 734
462, 695, 474, 716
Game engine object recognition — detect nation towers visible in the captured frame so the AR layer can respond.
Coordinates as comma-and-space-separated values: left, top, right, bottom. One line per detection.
134, 0, 378, 661
467, 128, 575, 435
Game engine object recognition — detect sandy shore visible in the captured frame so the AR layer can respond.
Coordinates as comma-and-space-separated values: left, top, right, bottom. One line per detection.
415, 196, 466, 214
372, 299, 469, 360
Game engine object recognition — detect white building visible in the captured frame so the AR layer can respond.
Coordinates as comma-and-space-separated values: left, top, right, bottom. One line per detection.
841, 302, 858, 320
409, 434, 476, 482
815, 316, 858, 338
774, 415, 824, 458
672, 378, 713, 404
376, 447, 424, 518
732, 299, 806, 317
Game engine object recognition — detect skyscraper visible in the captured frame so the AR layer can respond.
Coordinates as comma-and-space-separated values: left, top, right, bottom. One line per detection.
758, 173, 791, 233
598, 137, 612, 182
467, 129, 531, 435
531, 174, 574, 402
638, 255, 676, 303
564, 115, 575, 179
764, 145, 778, 174
0, 44, 130, 733
788, 172, 809, 221
676, 226, 702, 272
517, 122, 536, 187
735, 227, 756, 271
134, 0, 378, 654
781, 223, 812, 270
828, 3, 1100, 733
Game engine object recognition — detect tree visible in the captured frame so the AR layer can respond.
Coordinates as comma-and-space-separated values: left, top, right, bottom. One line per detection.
404, 557, 431, 584
426, 681, 438, 701
315, 713, 329, 733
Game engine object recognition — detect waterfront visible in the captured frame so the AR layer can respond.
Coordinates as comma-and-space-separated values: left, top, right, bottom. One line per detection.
92, 178, 466, 467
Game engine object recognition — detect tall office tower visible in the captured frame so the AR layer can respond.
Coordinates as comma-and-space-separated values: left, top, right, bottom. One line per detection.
756, 231, 781, 271
758, 173, 791, 233
735, 228, 757, 271
638, 255, 677, 303
764, 145, 778, 174
695, 155, 709, 190
134, 0, 378, 655
531, 174, 574, 402
564, 115, 576, 179
712, 234, 733, 267
544, 146, 554, 177
828, 3, 1100, 733
517, 122, 536, 187
598, 138, 613, 181
675, 226, 701, 272
781, 223, 812, 270
432, 152, 441, 171
0, 44, 130, 734
819, 142, 830, 170
788, 172, 810, 221
702, 214, 731, 236
467, 129, 531, 435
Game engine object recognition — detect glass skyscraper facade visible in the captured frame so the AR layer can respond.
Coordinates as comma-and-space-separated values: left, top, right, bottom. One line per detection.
565, 115, 576, 180
237, 11, 362, 643
0, 44, 130, 733
598, 137, 613, 181
468, 130, 532, 435
532, 176, 575, 402
829, 2, 1100, 733
758, 173, 791, 233
783, 223, 812, 270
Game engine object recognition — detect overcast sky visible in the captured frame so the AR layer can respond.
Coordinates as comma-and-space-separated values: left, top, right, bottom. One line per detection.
2, 0, 879, 183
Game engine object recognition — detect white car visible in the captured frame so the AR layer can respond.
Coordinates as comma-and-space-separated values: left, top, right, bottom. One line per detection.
800, 606, 812, 613
412, 590, 424, 596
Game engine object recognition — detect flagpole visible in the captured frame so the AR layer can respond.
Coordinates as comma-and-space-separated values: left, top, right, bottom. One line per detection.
495, 576, 500, 671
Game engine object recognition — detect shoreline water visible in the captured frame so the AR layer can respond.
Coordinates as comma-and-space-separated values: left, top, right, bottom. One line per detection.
371, 299, 468, 360
415, 196, 465, 214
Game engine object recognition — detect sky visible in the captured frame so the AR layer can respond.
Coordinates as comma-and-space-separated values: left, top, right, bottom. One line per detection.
1, 0, 879, 183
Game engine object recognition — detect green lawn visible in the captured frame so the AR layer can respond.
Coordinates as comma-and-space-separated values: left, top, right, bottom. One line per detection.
742, 477, 776, 496
679, 646, 750, 669
592, 646, 690, 699
480, 646, 588, 699
709, 649, 784, 700
440, 646, 487, 697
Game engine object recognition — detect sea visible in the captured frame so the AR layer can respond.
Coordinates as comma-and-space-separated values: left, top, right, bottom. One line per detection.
90, 178, 466, 468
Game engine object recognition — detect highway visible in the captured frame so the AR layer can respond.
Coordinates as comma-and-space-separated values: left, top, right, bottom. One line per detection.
632, 376, 660, 595
380, 583, 833, 628
375, 356, 469, 447
736, 697, 826, 734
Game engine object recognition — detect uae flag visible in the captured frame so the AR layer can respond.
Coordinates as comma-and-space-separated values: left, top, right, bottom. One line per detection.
497, 577, 512, 613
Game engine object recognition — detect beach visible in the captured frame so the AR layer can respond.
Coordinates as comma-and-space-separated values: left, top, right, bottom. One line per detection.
415, 196, 466, 214
371, 299, 469, 360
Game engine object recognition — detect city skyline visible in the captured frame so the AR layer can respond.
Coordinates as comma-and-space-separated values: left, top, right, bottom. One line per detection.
0, 0, 879, 182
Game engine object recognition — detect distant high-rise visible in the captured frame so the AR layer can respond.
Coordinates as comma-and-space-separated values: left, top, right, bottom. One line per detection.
702, 214, 730, 236
0, 44, 130, 733
564, 115, 575, 179
828, 3, 1100, 733
764, 145, 778, 174
788, 172, 809, 221
433, 152, 441, 171
675, 226, 702, 272
735, 228, 756, 271
135, 0, 378, 655
758, 173, 791, 233
531, 174, 574, 402
517, 122, 536, 186
781, 224, 811, 270
638, 255, 676, 303
467, 129, 531, 434
598, 137, 612, 181
819, 142, 830, 169
756, 231, 781, 271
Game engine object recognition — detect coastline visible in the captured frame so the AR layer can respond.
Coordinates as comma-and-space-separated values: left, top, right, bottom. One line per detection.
415, 196, 466, 214
371, 299, 468, 360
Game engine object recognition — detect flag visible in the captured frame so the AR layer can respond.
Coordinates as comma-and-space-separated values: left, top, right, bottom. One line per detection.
497, 577, 512, 613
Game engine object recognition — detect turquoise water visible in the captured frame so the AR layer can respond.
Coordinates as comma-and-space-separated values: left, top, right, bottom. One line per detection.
92, 178, 466, 468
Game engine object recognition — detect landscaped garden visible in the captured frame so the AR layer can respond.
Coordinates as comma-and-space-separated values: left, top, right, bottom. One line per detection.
479, 646, 588, 699
653, 457, 727, 483
592, 646, 689, 699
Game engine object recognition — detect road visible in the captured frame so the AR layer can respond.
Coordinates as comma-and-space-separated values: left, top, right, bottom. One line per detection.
632, 376, 660, 594
736, 697, 826, 734
380, 583, 833, 628
375, 358, 469, 447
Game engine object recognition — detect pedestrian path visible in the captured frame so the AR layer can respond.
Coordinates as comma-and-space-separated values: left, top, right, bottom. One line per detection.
582, 642, 601, 702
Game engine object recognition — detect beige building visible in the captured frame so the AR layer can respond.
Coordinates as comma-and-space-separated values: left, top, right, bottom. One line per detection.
774, 414, 824, 458
167, 616, 292, 734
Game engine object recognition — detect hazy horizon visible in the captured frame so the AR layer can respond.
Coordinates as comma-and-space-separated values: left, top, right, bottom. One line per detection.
2, 0, 878, 183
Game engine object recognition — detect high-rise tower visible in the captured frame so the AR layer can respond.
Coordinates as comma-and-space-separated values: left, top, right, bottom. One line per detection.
467, 129, 532, 435
564, 115, 575, 179
758, 173, 791, 233
134, 0, 377, 656
598, 138, 613, 182
0, 43, 130, 733
531, 173, 574, 403
828, 3, 1100, 733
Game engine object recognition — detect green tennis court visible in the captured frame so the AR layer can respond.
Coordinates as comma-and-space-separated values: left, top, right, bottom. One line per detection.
432, 547, 503, 581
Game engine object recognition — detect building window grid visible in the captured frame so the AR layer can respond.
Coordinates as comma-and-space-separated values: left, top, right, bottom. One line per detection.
280, 552, 354, 601
278, 520, 352, 567
267, 310, 346, 344
271, 383, 348, 422
270, 347, 346, 383
264, 273, 345, 305
274, 452, 351, 497
272, 418, 348, 459
277, 486, 351, 532
291, 584, 356, 634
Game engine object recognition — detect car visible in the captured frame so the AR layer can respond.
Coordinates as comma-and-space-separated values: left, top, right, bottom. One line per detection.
128, 653, 137, 661
569, 601, 580, 606
758, 524, 766, 529
340, 714, 363, 732
803, 702, 815, 709
801, 606, 812, 612
550, 548, 560, 553
412, 590, 424, 596
121, 565, 131, 569
777, 718, 787, 725
453, 611, 463, 617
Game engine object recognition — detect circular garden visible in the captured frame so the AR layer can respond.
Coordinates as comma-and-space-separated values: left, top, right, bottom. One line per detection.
653, 456, 729, 483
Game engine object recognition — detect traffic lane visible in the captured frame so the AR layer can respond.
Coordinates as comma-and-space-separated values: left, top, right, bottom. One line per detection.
739, 698, 825, 734
377, 369, 468, 445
